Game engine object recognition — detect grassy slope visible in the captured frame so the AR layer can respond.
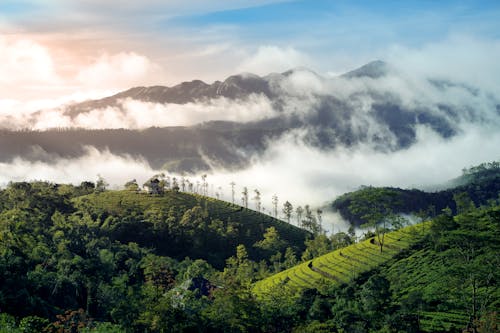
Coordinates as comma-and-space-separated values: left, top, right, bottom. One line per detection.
254, 222, 428, 295
383, 247, 473, 332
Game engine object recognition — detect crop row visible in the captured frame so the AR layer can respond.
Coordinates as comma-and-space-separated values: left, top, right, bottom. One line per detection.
254, 223, 428, 296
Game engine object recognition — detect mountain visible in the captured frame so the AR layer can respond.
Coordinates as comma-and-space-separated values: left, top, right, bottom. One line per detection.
3, 61, 498, 173
64, 72, 274, 115
340, 60, 390, 79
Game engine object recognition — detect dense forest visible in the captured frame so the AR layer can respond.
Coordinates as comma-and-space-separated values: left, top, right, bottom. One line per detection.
0, 164, 499, 332
332, 161, 500, 226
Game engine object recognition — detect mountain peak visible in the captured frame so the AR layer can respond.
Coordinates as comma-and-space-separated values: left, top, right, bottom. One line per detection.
281, 66, 319, 77
341, 60, 389, 79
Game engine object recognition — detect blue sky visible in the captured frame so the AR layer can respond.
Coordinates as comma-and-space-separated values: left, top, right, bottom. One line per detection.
171, 0, 500, 44
1, 0, 500, 99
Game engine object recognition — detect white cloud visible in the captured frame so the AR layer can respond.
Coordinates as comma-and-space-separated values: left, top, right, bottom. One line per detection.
237, 46, 311, 76
76, 52, 164, 90
387, 35, 500, 94
0, 37, 62, 100
0, 146, 154, 187
0, 94, 277, 130
203, 123, 500, 216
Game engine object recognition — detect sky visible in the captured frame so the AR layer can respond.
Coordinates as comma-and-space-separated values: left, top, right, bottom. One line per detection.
2, 0, 500, 102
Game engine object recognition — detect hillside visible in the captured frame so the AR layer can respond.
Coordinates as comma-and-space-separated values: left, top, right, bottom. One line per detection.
332, 161, 500, 226
72, 189, 309, 267
254, 222, 428, 295
254, 204, 499, 332
0, 180, 498, 332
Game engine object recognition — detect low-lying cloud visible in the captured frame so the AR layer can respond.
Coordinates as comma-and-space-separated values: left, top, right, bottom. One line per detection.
0, 94, 276, 130
2, 122, 498, 232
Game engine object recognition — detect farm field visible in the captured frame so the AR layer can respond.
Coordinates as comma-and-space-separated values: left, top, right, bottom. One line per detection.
254, 222, 429, 295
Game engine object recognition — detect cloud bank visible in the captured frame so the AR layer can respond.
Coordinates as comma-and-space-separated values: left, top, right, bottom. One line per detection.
0, 94, 276, 130
1, 123, 498, 230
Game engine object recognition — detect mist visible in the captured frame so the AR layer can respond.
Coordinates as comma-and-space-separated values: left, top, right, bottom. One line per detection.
2, 120, 498, 232
0, 94, 276, 130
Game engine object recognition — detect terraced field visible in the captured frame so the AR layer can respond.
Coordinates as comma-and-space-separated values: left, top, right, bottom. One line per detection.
419, 311, 470, 332
254, 223, 429, 295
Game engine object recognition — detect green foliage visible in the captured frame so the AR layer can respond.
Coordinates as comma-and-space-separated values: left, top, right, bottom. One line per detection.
0, 313, 20, 333
333, 161, 500, 226
255, 223, 423, 295
18, 316, 50, 333
72, 190, 308, 267
1, 179, 498, 332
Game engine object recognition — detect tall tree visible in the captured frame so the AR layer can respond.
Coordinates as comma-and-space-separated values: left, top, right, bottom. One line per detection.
253, 189, 261, 212
348, 188, 400, 252
282, 201, 293, 223
230, 181, 236, 204
253, 227, 286, 254
181, 177, 186, 192
95, 175, 108, 193
316, 208, 323, 234
201, 174, 208, 196
303, 205, 320, 234
440, 207, 499, 329
296, 206, 304, 227
242, 187, 248, 208
272, 195, 279, 218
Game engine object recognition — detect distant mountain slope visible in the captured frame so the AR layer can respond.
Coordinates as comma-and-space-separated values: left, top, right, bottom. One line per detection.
341, 60, 390, 79
64, 73, 274, 115
4, 61, 499, 173
332, 161, 500, 226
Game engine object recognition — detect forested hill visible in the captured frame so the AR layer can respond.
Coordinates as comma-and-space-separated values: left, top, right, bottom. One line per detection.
332, 161, 500, 226
72, 189, 309, 266
0, 179, 498, 332
0, 181, 310, 331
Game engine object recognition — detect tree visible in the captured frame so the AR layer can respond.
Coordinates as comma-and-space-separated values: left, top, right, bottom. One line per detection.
440, 207, 499, 329
303, 205, 320, 235
272, 195, 279, 218
283, 201, 293, 223
253, 189, 261, 212
348, 189, 401, 252
124, 179, 139, 192
171, 177, 179, 192
201, 174, 208, 196
296, 206, 304, 227
241, 187, 248, 208
316, 208, 323, 234
360, 274, 391, 321
95, 175, 108, 193
283, 247, 298, 268
254, 227, 286, 254
302, 234, 333, 261
454, 192, 476, 214
230, 181, 236, 204
181, 177, 186, 192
